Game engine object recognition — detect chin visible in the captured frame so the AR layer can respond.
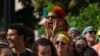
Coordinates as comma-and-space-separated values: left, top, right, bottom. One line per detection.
9, 45, 14, 48
9, 44, 14, 48
48, 26, 53, 29
58, 50, 64, 54
58, 49, 63, 53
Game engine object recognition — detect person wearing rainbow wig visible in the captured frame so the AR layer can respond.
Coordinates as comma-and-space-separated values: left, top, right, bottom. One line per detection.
54, 31, 72, 56
43, 3, 67, 42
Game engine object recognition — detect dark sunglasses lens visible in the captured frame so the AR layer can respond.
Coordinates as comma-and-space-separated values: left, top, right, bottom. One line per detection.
46, 16, 58, 19
55, 41, 66, 45
61, 42, 66, 45
94, 31, 96, 34
76, 45, 82, 48
88, 31, 96, 34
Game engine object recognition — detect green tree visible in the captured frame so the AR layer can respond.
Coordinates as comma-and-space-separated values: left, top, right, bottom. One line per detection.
15, 0, 41, 29
36, 0, 100, 34
66, 3, 100, 32
33, 0, 100, 16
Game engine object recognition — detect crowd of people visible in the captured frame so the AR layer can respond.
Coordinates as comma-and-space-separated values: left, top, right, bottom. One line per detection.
0, 4, 99, 56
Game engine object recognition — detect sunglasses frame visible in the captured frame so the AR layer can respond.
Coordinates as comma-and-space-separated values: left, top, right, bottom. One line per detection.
55, 41, 66, 45
87, 31, 96, 34
46, 15, 59, 19
76, 44, 86, 48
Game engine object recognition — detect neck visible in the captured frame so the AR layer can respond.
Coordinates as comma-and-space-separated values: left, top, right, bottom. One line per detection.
87, 41, 95, 47
58, 51, 68, 56
12, 44, 26, 54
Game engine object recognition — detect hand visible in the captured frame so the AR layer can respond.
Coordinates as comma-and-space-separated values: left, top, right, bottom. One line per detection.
49, 20, 58, 42
44, 20, 52, 40
52, 19, 58, 35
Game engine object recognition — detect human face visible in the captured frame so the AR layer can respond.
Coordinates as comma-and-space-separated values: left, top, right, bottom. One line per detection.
54, 37, 69, 54
70, 30, 79, 38
6, 29, 21, 48
84, 29, 96, 42
75, 39, 87, 53
38, 45, 51, 56
0, 48, 11, 56
45, 12, 60, 29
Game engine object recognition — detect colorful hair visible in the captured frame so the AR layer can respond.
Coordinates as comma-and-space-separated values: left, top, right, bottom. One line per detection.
43, 3, 66, 19
55, 32, 71, 45
43, 3, 54, 17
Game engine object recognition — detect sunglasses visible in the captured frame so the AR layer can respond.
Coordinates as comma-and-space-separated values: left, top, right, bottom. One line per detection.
71, 31, 79, 35
76, 44, 85, 48
55, 41, 66, 45
46, 15, 59, 19
87, 31, 96, 34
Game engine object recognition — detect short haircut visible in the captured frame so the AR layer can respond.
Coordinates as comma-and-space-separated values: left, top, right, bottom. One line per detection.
7, 23, 27, 42
32, 38, 57, 56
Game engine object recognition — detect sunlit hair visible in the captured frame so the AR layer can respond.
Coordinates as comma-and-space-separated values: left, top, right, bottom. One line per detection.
54, 31, 71, 45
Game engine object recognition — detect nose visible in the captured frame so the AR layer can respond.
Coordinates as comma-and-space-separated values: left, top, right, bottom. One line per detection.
92, 32, 96, 35
48, 17, 52, 20
58, 42, 62, 46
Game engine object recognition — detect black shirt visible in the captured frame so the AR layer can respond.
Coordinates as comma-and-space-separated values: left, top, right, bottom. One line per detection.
11, 49, 32, 56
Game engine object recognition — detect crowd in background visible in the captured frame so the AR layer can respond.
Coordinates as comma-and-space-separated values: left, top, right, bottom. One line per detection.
0, 5, 100, 56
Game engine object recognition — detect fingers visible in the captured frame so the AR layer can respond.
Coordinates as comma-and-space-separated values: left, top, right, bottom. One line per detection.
44, 20, 48, 27
53, 20, 57, 31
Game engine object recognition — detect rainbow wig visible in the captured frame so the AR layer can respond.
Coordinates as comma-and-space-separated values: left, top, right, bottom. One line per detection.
43, 3, 66, 19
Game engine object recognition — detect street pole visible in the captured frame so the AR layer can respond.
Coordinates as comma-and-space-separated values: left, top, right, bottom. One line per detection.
4, 0, 15, 30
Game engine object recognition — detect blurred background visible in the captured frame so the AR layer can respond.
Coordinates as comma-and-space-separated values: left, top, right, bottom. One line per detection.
0, 0, 100, 38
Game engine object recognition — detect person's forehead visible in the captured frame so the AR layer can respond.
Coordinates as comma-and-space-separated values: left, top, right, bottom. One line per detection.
47, 12, 57, 16
56, 37, 66, 42
7, 29, 17, 33
38, 45, 51, 51
8, 29, 17, 31
76, 39, 86, 44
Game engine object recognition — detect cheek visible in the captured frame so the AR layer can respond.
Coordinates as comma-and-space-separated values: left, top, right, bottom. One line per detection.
7, 36, 14, 40
11, 36, 17, 40
64, 44, 69, 50
55, 44, 69, 50
38, 51, 42, 56
85, 34, 90, 39
55, 45, 58, 50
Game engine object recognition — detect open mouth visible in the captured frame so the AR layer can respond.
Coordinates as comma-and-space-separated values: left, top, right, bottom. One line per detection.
48, 22, 53, 29
48, 22, 53, 25
8, 40, 14, 44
